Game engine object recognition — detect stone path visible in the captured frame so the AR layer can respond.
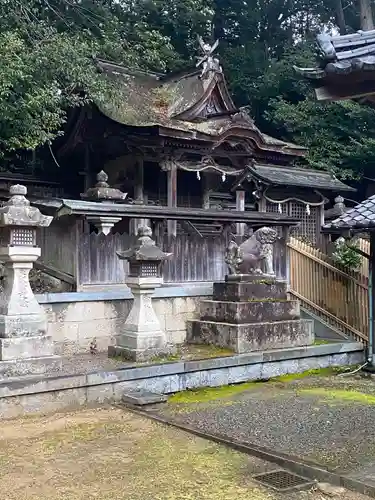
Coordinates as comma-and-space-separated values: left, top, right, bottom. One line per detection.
0, 406, 368, 499
156, 372, 375, 491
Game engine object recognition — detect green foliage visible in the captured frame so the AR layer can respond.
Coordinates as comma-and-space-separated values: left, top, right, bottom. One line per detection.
332, 237, 362, 271
0, 0, 175, 158
0, 0, 374, 183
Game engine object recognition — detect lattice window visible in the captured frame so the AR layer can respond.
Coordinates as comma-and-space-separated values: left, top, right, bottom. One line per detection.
129, 262, 160, 277
265, 202, 287, 237
265, 201, 288, 214
265, 200, 319, 244
10, 228, 35, 246
289, 202, 319, 245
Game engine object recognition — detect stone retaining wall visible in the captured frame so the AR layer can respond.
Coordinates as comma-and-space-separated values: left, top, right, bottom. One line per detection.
0, 342, 364, 419
37, 285, 212, 355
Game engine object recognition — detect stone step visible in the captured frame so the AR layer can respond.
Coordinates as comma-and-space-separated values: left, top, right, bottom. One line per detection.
213, 280, 288, 302
122, 390, 167, 406
0, 356, 62, 378
0, 335, 55, 361
200, 299, 300, 324
187, 319, 314, 353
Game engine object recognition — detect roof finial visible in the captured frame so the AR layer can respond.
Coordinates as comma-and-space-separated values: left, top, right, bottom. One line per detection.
196, 36, 222, 78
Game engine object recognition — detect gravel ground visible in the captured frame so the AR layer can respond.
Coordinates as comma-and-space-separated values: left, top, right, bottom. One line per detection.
157, 374, 375, 485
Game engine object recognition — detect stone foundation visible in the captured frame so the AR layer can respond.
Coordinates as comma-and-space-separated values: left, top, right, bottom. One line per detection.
0, 342, 364, 419
38, 287, 210, 355
187, 276, 314, 353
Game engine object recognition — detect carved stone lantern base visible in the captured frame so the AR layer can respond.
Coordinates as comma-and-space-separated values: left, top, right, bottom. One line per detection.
108, 226, 174, 362
0, 185, 62, 377
108, 277, 176, 362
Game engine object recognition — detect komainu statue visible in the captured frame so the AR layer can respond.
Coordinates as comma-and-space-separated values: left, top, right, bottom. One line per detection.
225, 227, 278, 276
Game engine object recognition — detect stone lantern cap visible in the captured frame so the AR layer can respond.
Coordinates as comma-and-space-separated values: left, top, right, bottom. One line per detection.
117, 226, 172, 262
81, 170, 127, 202
0, 185, 52, 227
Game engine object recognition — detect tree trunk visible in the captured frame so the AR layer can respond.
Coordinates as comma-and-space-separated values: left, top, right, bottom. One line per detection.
359, 0, 374, 30
336, 0, 347, 33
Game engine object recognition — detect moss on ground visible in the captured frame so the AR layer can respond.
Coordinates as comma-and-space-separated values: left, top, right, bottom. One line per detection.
169, 366, 360, 404
271, 366, 352, 383
299, 388, 375, 405
169, 382, 262, 404
0, 408, 278, 500
147, 345, 235, 365
313, 339, 333, 345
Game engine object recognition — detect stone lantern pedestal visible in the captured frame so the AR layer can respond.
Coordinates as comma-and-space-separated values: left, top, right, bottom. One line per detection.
0, 185, 62, 377
108, 226, 174, 362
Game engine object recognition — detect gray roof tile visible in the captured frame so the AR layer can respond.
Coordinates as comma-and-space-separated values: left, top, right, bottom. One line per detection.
324, 194, 375, 230
250, 164, 354, 192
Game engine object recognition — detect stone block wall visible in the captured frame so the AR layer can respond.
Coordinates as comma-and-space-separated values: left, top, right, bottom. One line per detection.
39, 287, 209, 355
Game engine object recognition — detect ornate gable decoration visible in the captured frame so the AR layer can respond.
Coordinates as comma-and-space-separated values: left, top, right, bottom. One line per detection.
196, 37, 222, 79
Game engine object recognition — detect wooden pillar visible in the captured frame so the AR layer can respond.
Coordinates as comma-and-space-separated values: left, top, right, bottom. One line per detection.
236, 190, 245, 236
134, 157, 144, 202
83, 144, 91, 191
130, 158, 146, 235
202, 173, 210, 209
166, 161, 177, 237
283, 226, 291, 289
369, 232, 375, 366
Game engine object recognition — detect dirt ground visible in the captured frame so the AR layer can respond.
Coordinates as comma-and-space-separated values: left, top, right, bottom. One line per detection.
0, 406, 370, 500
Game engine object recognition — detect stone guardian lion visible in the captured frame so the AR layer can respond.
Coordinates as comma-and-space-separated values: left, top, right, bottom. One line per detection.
225, 227, 278, 276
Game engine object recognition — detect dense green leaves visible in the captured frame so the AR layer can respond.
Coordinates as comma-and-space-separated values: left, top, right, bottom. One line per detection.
1, 0, 375, 183
0, 0, 174, 158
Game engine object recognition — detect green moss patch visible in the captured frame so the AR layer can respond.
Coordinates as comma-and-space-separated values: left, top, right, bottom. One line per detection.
299, 388, 375, 405
169, 382, 261, 404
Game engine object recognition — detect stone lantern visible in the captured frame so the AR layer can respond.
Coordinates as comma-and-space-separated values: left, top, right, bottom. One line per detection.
0, 185, 61, 375
108, 226, 174, 361
81, 170, 127, 235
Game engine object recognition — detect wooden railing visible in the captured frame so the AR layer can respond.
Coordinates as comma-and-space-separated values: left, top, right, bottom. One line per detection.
288, 236, 369, 343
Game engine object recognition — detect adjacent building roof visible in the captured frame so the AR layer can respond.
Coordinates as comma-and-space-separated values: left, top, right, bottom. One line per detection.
32, 198, 301, 227
324, 194, 375, 231
95, 59, 306, 157
295, 30, 375, 101
232, 163, 355, 192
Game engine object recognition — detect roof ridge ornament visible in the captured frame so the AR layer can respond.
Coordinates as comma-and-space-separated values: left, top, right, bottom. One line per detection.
196, 36, 222, 79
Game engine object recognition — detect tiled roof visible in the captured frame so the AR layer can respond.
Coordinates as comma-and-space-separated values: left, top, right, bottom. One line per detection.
250, 164, 355, 192
95, 59, 306, 156
324, 194, 375, 230
295, 30, 375, 80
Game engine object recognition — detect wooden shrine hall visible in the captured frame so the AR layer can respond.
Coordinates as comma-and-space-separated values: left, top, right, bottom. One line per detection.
54, 38, 354, 245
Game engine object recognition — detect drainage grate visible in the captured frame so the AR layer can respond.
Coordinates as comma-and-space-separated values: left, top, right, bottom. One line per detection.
252, 470, 315, 492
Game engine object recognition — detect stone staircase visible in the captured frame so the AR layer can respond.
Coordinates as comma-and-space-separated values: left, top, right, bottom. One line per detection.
187, 275, 314, 353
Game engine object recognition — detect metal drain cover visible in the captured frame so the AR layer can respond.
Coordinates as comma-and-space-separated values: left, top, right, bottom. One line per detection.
252, 469, 315, 492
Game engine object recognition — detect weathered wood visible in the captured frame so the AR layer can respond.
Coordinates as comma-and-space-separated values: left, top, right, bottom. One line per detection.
167, 162, 177, 236
288, 236, 369, 343
37, 219, 77, 277
77, 231, 287, 286
34, 262, 75, 285
236, 190, 245, 236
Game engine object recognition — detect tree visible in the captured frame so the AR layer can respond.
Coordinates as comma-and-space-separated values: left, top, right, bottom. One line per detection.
0, 0, 176, 160
359, 0, 374, 30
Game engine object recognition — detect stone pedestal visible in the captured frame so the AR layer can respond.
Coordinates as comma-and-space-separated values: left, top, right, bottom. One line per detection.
187, 274, 314, 353
108, 226, 174, 361
0, 185, 61, 377
109, 276, 174, 361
